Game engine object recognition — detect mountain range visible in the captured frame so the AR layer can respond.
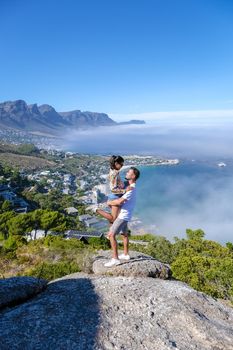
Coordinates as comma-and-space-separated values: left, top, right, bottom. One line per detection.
0, 100, 145, 136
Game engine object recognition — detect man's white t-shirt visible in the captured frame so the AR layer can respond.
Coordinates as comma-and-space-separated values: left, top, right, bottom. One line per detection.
118, 183, 136, 222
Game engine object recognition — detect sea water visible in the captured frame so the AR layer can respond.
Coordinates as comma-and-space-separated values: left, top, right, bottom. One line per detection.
129, 159, 233, 244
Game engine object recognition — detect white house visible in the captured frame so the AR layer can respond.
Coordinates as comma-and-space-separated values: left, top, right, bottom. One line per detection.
65, 207, 79, 216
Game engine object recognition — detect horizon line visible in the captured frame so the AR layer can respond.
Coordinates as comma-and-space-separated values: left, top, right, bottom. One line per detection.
109, 109, 233, 122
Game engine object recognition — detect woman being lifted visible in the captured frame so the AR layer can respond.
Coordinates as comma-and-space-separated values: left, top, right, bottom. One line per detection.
96, 155, 133, 224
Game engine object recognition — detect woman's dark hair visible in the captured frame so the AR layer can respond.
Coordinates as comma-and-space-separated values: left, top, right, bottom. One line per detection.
109, 155, 124, 170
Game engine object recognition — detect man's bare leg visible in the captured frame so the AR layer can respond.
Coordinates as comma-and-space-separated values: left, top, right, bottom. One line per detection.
122, 233, 129, 255
108, 232, 118, 259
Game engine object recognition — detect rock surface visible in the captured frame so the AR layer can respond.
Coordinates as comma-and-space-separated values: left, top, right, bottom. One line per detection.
0, 276, 47, 309
92, 250, 172, 279
0, 272, 233, 350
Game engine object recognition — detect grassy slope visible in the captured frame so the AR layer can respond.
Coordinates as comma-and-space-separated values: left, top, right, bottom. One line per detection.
0, 153, 56, 170
0, 143, 56, 170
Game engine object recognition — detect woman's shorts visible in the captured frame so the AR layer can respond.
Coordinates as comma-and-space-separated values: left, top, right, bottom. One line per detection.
108, 193, 123, 200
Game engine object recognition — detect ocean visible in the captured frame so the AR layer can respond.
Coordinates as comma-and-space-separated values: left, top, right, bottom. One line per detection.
66, 121, 233, 244
129, 159, 233, 244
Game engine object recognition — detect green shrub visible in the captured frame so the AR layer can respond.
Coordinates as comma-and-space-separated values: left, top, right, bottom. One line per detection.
4, 236, 19, 252
17, 143, 39, 155
171, 229, 233, 302
87, 236, 110, 250
129, 234, 156, 242
26, 261, 81, 281
144, 235, 173, 263
43, 235, 84, 250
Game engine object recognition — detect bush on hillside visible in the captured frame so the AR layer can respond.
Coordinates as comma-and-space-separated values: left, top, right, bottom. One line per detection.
171, 229, 233, 302
25, 261, 81, 281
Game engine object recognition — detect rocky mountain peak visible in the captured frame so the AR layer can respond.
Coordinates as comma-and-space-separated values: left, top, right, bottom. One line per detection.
28, 103, 40, 115
0, 99, 28, 114
38, 104, 57, 114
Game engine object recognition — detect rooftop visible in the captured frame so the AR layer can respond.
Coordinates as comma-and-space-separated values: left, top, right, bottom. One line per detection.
65, 207, 78, 214
65, 230, 104, 239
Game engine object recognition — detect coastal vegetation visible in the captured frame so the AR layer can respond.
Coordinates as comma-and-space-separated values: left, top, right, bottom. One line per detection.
0, 218, 233, 305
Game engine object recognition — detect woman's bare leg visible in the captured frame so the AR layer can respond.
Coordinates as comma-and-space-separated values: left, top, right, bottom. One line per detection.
111, 205, 120, 222
96, 208, 113, 222
96, 205, 120, 223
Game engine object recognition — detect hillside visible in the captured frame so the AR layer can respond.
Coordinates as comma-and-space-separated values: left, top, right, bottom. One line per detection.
0, 152, 56, 170
0, 143, 56, 170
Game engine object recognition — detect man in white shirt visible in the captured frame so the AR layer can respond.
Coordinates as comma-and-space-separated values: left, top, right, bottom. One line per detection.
104, 167, 140, 267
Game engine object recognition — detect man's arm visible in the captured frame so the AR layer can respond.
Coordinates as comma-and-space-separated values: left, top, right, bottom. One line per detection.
107, 196, 127, 207
107, 188, 134, 207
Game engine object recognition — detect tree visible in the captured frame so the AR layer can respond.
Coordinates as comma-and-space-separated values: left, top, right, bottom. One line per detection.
0, 211, 16, 239
17, 143, 39, 155
226, 242, 233, 252
40, 210, 67, 236
2, 165, 12, 178
145, 235, 173, 263
186, 228, 205, 241
10, 170, 22, 188
8, 213, 34, 238
171, 228, 233, 302
30, 209, 44, 239
0, 195, 4, 208
1, 200, 12, 212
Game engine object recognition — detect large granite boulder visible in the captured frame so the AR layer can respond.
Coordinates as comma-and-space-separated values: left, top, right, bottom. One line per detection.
0, 272, 232, 349
92, 250, 172, 279
0, 276, 47, 309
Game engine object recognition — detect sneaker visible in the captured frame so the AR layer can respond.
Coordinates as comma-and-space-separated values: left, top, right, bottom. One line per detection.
118, 254, 130, 260
93, 206, 99, 213
104, 258, 121, 267
86, 205, 98, 213
90, 205, 99, 213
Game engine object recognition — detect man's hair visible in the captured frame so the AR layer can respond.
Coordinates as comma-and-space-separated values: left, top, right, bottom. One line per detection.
130, 167, 140, 180
109, 155, 124, 170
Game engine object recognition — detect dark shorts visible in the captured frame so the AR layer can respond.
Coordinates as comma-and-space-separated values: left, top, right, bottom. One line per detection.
110, 218, 129, 236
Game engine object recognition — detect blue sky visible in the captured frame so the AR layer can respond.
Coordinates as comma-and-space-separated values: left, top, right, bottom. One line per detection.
1, 0, 233, 117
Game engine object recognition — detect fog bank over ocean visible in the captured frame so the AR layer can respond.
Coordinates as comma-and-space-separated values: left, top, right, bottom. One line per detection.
64, 113, 233, 243
134, 161, 233, 244
66, 112, 233, 159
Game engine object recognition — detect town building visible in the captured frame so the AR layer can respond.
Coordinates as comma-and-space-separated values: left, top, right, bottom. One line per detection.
65, 207, 79, 216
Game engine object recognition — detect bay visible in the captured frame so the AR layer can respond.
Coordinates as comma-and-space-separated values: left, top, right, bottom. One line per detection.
131, 159, 233, 244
